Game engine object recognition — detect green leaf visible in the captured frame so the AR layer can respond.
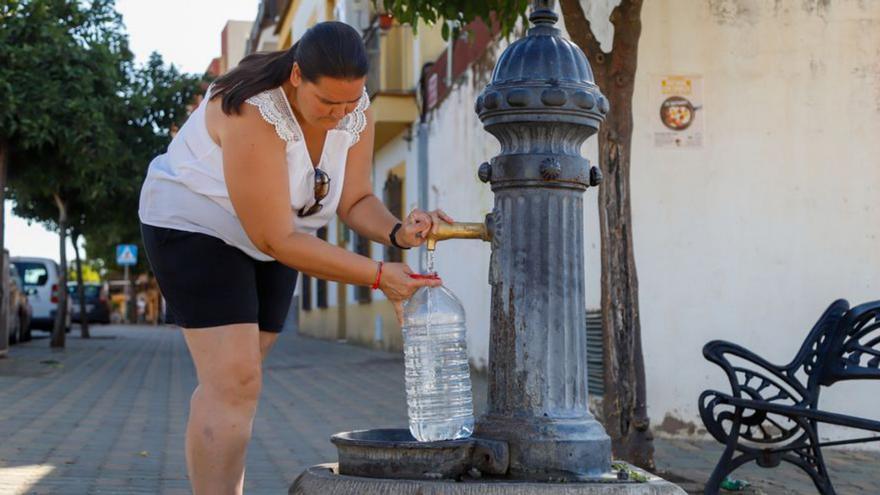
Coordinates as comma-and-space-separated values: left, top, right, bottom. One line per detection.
2, 0, 205, 273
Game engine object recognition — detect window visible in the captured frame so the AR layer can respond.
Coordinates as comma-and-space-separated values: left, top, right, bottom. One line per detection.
383, 171, 404, 263
14, 262, 49, 287
302, 275, 312, 311
67, 285, 101, 300
586, 309, 604, 397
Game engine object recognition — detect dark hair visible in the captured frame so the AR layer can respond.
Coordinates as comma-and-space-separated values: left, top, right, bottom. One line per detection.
210, 21, 369, 115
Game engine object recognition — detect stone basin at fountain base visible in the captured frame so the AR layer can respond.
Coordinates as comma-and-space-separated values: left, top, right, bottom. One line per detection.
292, 428, 686, 494
290, 463, 687, 495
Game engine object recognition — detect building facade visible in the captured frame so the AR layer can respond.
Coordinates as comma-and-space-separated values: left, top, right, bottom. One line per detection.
220, 20, 254, 74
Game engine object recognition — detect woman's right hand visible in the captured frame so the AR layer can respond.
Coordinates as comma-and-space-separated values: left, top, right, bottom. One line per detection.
378, 262, 442, 324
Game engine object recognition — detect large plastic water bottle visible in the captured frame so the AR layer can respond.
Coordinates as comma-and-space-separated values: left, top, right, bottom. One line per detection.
402, 276, 474, 442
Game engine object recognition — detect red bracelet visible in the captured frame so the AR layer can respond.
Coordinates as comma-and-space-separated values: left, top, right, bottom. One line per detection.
371, 261, 384, 290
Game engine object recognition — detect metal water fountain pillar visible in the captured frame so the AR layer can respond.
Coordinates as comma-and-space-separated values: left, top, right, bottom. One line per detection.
471, 0, 611, 479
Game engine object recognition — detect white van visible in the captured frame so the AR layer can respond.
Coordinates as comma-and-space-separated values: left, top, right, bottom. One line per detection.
10, 256, 71, 332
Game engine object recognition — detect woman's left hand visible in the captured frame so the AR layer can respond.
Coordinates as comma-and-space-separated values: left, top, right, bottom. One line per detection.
396, 208, 454, 248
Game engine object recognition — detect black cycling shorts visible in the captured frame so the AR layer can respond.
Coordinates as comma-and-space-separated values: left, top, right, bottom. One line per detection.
140, 223, 298, 332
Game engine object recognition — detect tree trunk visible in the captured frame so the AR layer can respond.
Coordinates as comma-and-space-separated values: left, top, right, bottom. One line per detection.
559, 0, 654, 470
51, 192, 68, 348
72, 231, 90, 338
0, 139, 8, 349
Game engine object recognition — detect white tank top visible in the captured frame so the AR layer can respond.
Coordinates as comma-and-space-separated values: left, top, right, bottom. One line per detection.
138, 85, 370, 261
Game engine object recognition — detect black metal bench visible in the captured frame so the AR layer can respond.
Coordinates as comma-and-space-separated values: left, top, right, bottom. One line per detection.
699, 299, 880, 495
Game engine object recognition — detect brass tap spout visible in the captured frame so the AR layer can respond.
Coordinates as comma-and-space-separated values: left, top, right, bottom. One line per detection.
426, 221, 492, 251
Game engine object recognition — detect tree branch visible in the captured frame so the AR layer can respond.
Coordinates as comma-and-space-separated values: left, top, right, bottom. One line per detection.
610, 0, 643, 58
53, 192, 67, 222
559, 0, 607, 66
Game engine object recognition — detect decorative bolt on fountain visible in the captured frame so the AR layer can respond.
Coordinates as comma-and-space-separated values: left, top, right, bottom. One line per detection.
290, 1, 685, 493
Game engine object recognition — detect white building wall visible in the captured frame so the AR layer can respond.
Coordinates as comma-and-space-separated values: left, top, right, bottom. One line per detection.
291, 0, 326, 41
630, 0, 880, 438
224, 20, 254, 71
423, 74, 501, 369
421, 0, 880, 442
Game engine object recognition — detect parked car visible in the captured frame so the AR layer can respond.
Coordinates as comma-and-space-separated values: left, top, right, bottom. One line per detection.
3, 250, 33, 345
67, 282, 111, 324
10, 256, 71, 333
8, 263, 33, 343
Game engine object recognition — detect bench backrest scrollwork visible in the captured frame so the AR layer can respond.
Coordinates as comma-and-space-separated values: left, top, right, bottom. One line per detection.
820, 300, 880, 387
785, 299, 849, 400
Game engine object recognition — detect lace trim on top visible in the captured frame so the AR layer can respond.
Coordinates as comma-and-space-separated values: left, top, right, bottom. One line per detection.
245, 86, 370, 145
245, 88, 302, 143
335, 88, 371, 145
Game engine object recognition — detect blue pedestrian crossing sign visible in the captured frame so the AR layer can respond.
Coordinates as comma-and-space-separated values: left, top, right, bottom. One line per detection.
116, 244, 138, 266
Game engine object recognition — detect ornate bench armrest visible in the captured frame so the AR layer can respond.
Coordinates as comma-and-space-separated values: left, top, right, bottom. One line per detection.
703, 340, 808, 400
